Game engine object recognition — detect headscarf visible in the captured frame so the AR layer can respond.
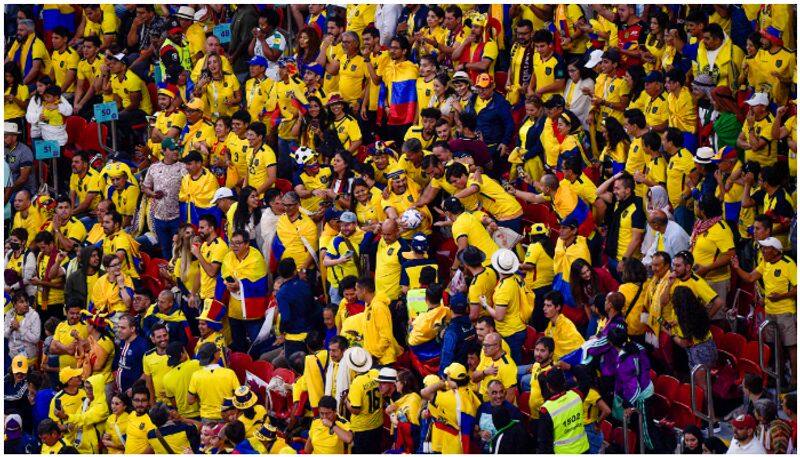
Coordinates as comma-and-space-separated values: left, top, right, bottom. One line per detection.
710, 86, 744, 123
647, 185, 672, 219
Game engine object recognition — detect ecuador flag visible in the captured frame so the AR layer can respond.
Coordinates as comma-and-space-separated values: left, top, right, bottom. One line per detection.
380, 60, 419, 126
215, 247, 269, 320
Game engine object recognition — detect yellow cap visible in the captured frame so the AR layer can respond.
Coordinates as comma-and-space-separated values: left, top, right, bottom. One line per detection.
385, 165, 406, 181
475, 73, 493, 88
185, 98, 205, 111
470, 12, 487, 28
530, 223, 548, 236
107, 166, 126, 178
423, 374, 441, 387
11, 355, 28, 374
158, 88, 176, 99
443, 362, 468, 381
59, 366, 84, 384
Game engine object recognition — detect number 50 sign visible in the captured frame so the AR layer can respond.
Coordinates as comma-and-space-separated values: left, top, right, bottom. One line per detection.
94, 101, 119, 123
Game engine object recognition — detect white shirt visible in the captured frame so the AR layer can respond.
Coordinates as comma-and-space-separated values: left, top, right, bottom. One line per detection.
727, 436, 766, 454
642, 220, 690, 266
374, 5, 403, 46
253, 30, 287, 81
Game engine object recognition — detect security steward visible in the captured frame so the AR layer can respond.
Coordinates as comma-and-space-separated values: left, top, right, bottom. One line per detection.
536, 368, 590, 454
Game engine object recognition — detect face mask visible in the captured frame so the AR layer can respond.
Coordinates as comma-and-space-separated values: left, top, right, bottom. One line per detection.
9, 242, 20, 251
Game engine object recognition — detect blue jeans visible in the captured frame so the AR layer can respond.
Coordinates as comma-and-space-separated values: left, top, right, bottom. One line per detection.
517, 364, 533, 392
496, 217, 522, 234
328, 285, 342, 306
153, 217, 180, 260
229, 317, 265, 354
674, 205, 695, 236
586, 424, 603, 454
503, 329, 527, 364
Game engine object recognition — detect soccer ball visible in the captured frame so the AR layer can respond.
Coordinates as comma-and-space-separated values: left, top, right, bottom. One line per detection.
400, 208, 423, 229
293, 147, 315, 166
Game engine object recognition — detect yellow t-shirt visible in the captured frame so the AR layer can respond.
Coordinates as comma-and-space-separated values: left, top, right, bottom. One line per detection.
101, 231, 140, 279
147, 110, 187, 159
468, 266, 498, 316
51, 47, 80, 94
83, 5, 119, 38
582, 388, 602, 425
467, 175, 522, 220
69, 168, 104, 211
544, 314, 585, 361
332, 115, 362, 151
104, 412, 129, 454
4, 84, 29, 120
308, 417, 351, 454
491, 276, 528, 337
667, 87, 696, 133
523, 242, 555, 290
142, 349, 171, 403
179, 168, 219, 210
619, 282, 647, 336
90, 273, 133, 314
12, 209, 44, 246
244, 77, 274, 122
6, 35, 52, 78
53, 321, 88, 368
348, 369, 384, 431
475, 353, 518, 398
743, 113, 777, 166
338, 54, 368, 103
199, 237, 228, 299
187, 365, 240, 420
162, 359, 202, 419
77, 57, 103, 90
610, 199, 646, 261
107, 182, 140, 217
756, 256, 797, 315
429, 387, 481, 454
36, 253, 69, 307
110, 69, 153, 115
182, 119, 216, 157
594, 73, 630, 122
246, 144, 278, 194
200, 74, 241, 119
532, 52, 566, 102
666, 148, 695, 208
452, 212, 499, 265
691, 220, 735, 282
125, 412, 155, 454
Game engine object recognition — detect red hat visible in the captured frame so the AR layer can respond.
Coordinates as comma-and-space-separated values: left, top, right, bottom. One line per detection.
720, 146, 738, 161
731, 414, 757, 429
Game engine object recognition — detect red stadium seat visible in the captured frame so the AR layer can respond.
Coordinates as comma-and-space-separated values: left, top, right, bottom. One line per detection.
676, 383, 705, 413
742, 341, 770, 366
654, 374, 680, 400
736, 358, 764, 383
65, 116, 87, 157
650, 393, 671, 420
710, 325, 725, 347
668, 402, 700, 428
600, 420, 613, 443
719, 332, 747, 361
274, 178, 293, 193
228, 352, 254, 384
273, 368, 296, 384
521, 326, 540, 365
518, 392, 531, 417
78, 122, 109, 152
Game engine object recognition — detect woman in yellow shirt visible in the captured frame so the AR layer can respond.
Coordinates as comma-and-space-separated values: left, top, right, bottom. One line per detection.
352, 178, 383, 229
78, 313, 116, 384
415, 7, 448, 60
642, 12, 668, 73
599, 117, 629, 174
171, 223, 201, 298
4, 63, 29, 127
386, 369, 423, 453
102, 392, 130, 454
520, 224, 555, 331
617, 258, 648, 338
193, 53, 242, 120
199, 116, 239, 188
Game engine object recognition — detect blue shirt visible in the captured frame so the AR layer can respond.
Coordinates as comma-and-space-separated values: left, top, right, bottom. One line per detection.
114, 334, 149, 392
276, 277, 314, 335
439, 315, 475, 378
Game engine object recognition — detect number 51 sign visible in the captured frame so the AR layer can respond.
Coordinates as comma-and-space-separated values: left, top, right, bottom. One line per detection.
94, 101, 119, 123
35, 140, 61, 159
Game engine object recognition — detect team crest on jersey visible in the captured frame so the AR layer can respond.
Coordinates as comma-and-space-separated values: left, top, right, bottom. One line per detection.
651, 107, 658, 113
60, 61, 65, 68
351, 65, 357, 71
545, 67, 552, 76
407, 195, 414, 202
426, 89, 431, 96
139, 423, 146, 430
338, 127, 345, 133
776, 60, 783, 68
320, 176, 329, 184
609, 84, 615, 92
775, 269, 782, 277
387, 248, 394, 255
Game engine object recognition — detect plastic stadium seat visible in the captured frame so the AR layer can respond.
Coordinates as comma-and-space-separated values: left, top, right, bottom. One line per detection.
676, 383, 705, 413
736, 358, 764, 382
654, 374, 681, 400
78, 122, 108, 152
742, 341, 770, 366
650, 369, 657, 382
521, 326, 540, 364
710, 325, 725, 347
650, 393, 671, 420
611, 426, 638, 453
274, 178, 293, 193
249, 360, 275, 384
65, 116, 87, 153
273, 367, 296, 384
228, 352, 254, 384
600, 420, 613, 442
668, 402, 700, 428
518, 392, 531, 417
719, 332, 747, 361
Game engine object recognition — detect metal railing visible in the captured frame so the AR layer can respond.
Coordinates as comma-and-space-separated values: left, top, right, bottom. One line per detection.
622, 405, 646, 454
690, 364, 717, 437
758, 320, 783, 398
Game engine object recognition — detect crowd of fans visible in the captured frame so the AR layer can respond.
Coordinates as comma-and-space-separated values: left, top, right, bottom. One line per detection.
3, 2, 799, 455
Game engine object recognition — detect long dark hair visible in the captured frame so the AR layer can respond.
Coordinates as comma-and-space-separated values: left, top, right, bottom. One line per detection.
569, 258, 598, 307
672, 286, 711, 342
626, 65, 646, 104
296, 26, 321, 66
233, 186, 262, 233
620, 258, 647, 285
604, 117, 629, 152
5, 62, 22, 97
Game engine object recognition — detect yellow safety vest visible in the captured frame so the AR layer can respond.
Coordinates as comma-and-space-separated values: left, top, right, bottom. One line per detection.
542, 390, 590, 454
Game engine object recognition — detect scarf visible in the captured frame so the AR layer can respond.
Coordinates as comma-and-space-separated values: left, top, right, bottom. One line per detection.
690, 215, 722, 249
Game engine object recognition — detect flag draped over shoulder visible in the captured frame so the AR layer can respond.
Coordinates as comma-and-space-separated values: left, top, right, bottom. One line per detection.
380, 60, 419, 126
215, 247, 268, 320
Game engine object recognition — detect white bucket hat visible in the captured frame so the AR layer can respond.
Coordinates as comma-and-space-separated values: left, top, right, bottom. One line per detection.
174, 6, 196, 21
344, 347, 373, 374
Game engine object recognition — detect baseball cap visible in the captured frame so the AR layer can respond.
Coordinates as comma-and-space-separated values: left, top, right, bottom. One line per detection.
448, 292, 468, 314
602, 48, 621, 63
644, 71, 664, 84
529, 223, 548, 236
249, 55, 268, 67
108, 52, 127, 62
323, 208, 343, 222
180, 150, 204, 164
339, 211, 357, 223
184, 98, 205, 111
377, 367, 398, 383
211, 187, 235, 204
166, 341, 185, 366
443, 362, 469, 381
758, 237, 783, 251
11, 354, 28, 374
59, 366, 83, 384
5, 414, 22, 441
451, 71, 470, 83
161, 137, 179, 151
584, 49, 604, 69
731, 414, 757, 429
544, 94, 566, 109
745, 92, 769, 107
305, 63, 324, 77
561, 215, 580, 229
410, 233, 428, 253
474, 73, 493, 88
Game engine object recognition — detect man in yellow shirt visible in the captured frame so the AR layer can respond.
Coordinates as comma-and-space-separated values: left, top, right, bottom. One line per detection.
665, 68, 698, 152
331, 31, 368, 109
452, 13, 499, 79
142, 88, 186, 160
180, 98, 216, 157
472, 332, 518, 402
305, 395, 353, 454
106, 167, 140, 226
374, 218, 406, 301
690, 197, 735, 321
445, 197, 498, 271
11, 190, 43, 245
80, 4, 119, 49
542, 290, 585, 362
358, 276, 403, 365
192, 214, 228, 305
49, 303, 88, 369
187, 342, 240, 422
69, 151, 104, 221
588, 48, 629, 124
661, 250, 726, 323
178, 150, 220, 225
346, 366, 385, 453
49, 27, 80, 96
420, 362, 482, 454
663, 128, 697, 233
381, 168, 433, 239
274, 192, 318, 273
244, 122, 278, 195
447, 162, 523, 229
732, 237, 797, 380
74, 36, 104, 115
101, 51, 152, 150
737, 92, 777, 167
142, 323, 171, 404
6, 19, 51, 85
162, 342, 202, 420
528, 29, 567, 102
488, 249, 529, 363
126, 387, 155, 454
100, 211, 140, 279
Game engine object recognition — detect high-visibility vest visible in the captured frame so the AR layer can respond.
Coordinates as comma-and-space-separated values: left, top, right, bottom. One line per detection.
542, 390, 590, 454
